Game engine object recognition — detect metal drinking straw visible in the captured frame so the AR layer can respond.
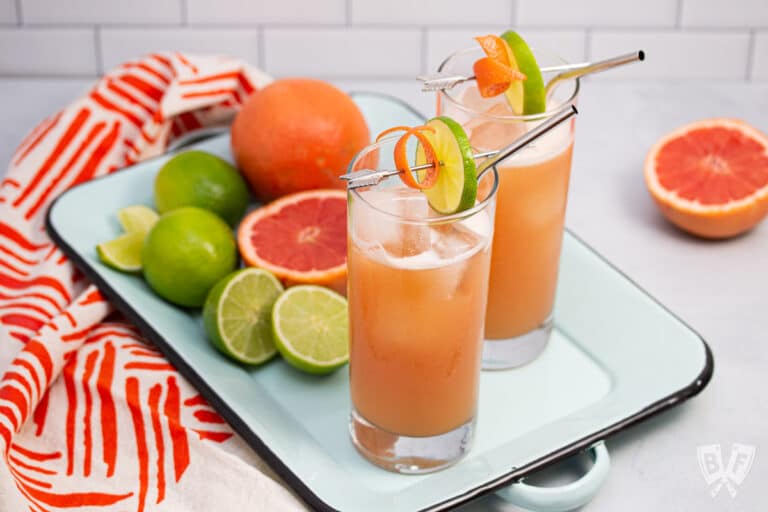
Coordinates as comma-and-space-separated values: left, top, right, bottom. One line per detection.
340, 105, 578, 190
418, 50, 645, 93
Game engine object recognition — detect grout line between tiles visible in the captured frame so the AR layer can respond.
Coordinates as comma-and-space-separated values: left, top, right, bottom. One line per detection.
94, 25, 103, 75
0, 73, 758, 83
8, 14, 768, 33
420, 26, 427, 74
180, 0, 188, 26
271, 74, 437, 81
11, 22, 191, 29
745, 29, 756, 81
257, 26, 266, 71
15, 21, 544, 31
584, 28, 591, 60
675, 0, 683, 28
345, 0, 352, 25
0, 73, 100, 79
11, 21, 762, 33
508, 24, 759, 32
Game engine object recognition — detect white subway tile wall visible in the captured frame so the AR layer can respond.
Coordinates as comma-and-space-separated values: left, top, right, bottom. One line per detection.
264, 28, 421, 77
590, 31, 751, 79
680, 0, 768, 28
186, 0, 346, 25
0, 0, 764, 81
351, 0, 513, 26
100, 29, 260, 73
516, 0, 677, 28
0, 0, 16, 24
21, 0, 182, 25
0, 29, 97, 75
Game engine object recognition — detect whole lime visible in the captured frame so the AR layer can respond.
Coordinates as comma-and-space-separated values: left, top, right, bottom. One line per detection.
154, 150, 249, 226
142, 207, 237, 307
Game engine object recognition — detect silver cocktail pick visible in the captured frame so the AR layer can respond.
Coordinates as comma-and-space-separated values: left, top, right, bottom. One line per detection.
340, 105, 578, 190
418, 50, 644, 92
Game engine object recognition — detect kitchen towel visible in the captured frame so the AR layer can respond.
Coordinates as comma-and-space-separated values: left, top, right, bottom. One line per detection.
0, 53, 306, 511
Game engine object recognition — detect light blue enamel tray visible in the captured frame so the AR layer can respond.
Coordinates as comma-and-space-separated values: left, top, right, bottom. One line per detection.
46, 93, 712, 512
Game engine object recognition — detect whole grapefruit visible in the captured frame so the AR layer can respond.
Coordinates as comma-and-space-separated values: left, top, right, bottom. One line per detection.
231, 79, 369, 201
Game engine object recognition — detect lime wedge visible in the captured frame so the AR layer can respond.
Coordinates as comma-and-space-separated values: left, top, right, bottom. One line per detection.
117, 205, 159, 234
272, 285, 349, 375
415, 116, 477, 214
96, 232, 145, 272
96, 205, 159, 272
203, 268, 284, 365
500, 30, 546, 115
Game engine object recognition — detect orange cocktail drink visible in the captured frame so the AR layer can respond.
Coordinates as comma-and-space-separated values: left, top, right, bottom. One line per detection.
485, 140, 574, 338
438, 47, 579, 369
346, 137, 497, 473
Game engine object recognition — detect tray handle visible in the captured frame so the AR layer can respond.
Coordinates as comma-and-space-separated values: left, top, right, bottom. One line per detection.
495, 442, 610, 512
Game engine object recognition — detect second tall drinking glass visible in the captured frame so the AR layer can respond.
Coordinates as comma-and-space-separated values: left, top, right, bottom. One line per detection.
437, 47, 579, 369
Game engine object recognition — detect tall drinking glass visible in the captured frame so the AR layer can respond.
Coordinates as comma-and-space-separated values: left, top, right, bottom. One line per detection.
437, 47, 579, 369
347, 137, 498, 473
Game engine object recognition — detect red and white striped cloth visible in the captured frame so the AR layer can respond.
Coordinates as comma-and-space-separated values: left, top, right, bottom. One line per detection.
0, 53, 306, 511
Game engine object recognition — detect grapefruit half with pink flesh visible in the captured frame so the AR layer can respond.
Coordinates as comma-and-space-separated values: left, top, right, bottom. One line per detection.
237, 190, 348, 295
644, 118, 768, 239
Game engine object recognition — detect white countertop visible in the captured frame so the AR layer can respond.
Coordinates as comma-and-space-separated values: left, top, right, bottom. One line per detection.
1, 78, 766, 511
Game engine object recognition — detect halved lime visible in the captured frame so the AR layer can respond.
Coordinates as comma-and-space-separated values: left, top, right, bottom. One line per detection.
500, 30, 546, 115
117, 205, 159, 234
96, 232, 145, 272
203, 268, 284, 365
415, 116, 477, 214
96, 205, 159, 272
272, 285, 349, 375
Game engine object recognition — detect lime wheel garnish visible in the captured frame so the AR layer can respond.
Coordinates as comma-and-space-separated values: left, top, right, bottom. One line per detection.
374, 116, 477, 215
475, 31, 546, 115
415, 117, 478, 214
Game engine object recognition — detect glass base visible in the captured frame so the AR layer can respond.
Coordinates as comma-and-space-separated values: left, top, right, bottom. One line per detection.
481, 315, 553, 370
349, 408, 474, 474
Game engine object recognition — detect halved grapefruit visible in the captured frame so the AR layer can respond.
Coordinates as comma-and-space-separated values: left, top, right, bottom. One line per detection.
644, 118, 768, 239
237, 189, 347, 294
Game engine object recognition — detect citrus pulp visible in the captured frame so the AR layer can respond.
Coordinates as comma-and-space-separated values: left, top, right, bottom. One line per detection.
237, 190, 347, 294
203, 268, 284, 365
645, 118, 768, 239
272, 285, 349, 375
